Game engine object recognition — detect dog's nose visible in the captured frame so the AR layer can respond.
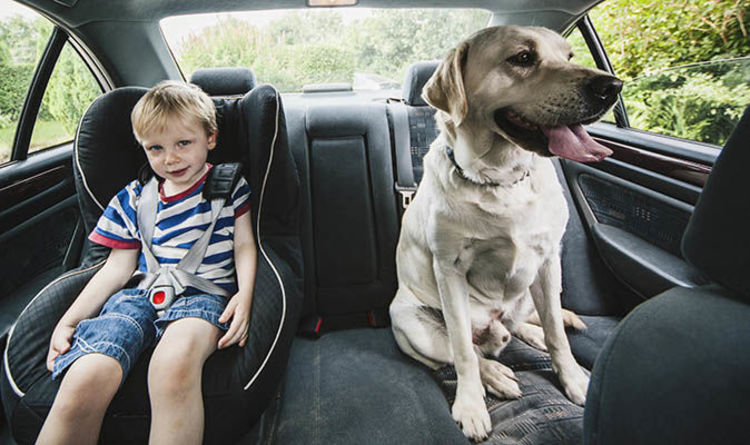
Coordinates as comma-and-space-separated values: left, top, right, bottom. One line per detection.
585, 75, 623, 103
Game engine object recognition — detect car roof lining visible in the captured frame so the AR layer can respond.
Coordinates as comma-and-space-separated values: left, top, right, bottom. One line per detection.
16, 0, 603, 31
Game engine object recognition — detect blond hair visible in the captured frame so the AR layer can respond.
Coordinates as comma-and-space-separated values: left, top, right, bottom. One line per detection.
131, 80, 217, 143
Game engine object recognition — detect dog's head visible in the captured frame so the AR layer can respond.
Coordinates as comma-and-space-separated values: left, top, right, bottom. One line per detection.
423, 25, 622, 163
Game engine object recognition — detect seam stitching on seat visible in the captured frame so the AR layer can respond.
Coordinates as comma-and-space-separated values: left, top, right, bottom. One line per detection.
244, 90, 287, 390
3, 261, 105, 397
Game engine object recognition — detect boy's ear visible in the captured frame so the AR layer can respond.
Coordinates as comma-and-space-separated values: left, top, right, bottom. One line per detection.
208, 130, 218, 150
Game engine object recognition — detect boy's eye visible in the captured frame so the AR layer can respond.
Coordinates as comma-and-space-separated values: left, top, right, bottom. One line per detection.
146, 145, 162, 152
178, 140, 192, 147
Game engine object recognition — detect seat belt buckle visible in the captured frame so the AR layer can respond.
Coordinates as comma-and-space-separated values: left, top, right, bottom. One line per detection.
149, 285, 176, 311
395, 184, 417, 210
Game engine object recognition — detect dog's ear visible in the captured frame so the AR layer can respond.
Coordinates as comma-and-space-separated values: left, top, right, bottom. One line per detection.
422, 41, 469, 127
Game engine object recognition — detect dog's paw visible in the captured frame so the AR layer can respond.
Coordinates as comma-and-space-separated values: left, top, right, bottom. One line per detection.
513, 322, 547, 352
562, 309, 587, 331
451, 393, 492, 441
558, 364, 589, 406
479, 358, 522, 399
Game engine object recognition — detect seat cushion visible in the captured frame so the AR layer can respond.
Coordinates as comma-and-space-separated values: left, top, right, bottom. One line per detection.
276, 328, 596, 444
275, 328, 468, 444
567, 315, 621, 370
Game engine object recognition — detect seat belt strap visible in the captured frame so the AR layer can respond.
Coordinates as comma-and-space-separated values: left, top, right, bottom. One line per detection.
388, 101, 417, 210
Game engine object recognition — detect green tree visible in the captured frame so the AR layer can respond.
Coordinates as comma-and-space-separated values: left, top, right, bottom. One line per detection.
591, 0, 749, 80
177, 16, 266, 75
0, 16, 52, 128
41, 44, 101, 133
345, 10, 489, 81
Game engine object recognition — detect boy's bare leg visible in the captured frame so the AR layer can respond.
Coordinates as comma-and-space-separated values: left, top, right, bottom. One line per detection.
147, 318, 221, 445
36, 354, 122, 445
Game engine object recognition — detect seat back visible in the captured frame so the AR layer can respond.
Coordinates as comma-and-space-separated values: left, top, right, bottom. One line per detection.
682, 105, 750, 298
286, 102, 399, 332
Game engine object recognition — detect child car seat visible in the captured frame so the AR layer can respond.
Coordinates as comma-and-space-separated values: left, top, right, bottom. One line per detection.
1, 83, 303, 444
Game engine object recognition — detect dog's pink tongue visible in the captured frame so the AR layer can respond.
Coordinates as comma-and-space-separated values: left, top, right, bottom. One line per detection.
542, 124, 613, 162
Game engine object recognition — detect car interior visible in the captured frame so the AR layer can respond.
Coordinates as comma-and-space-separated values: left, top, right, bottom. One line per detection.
1, 0, 748, 444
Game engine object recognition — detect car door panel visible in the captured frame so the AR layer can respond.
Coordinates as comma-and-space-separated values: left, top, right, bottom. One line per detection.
561, 124, 712, 302
0, 144, 79, 334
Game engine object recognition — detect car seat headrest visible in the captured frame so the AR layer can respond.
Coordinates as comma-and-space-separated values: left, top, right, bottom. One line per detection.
682, 105, 750, 299
402, 60, 440, 106
190, 67, 257, 96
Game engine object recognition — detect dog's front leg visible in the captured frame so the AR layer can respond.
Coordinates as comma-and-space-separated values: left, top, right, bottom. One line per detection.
433, 257, 491, 441
530, 255, 589, 405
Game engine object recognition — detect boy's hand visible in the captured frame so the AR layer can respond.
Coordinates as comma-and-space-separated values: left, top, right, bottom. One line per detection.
217, 293, 252, 349
46, 323, 77, 372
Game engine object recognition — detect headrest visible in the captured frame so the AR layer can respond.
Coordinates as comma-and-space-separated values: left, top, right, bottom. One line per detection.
190, 67, 256, 96
402, 60, 439, 106
682, 105, 750, 299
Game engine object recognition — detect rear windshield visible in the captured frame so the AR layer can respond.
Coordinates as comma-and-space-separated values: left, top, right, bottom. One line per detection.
161, 9, 490, 94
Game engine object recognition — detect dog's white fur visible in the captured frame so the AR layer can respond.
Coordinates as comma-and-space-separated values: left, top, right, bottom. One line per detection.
390, 26, 620, 440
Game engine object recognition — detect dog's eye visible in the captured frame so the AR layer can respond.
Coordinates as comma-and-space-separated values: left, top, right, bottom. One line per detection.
507, 50, 535, 67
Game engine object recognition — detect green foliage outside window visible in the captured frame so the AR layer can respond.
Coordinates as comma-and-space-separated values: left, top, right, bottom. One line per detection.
588, 0, 750, 146
0, 14, 99, 162
172, 10, 490, 93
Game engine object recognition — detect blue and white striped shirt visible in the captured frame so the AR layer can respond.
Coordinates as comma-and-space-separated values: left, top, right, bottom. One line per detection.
89, 165, 251, 295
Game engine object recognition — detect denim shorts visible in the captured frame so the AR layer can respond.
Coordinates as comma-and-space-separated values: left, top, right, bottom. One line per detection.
52, 288, 229, 381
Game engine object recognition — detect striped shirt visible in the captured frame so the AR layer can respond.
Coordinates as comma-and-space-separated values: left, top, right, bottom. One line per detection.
89, 165, 251, 295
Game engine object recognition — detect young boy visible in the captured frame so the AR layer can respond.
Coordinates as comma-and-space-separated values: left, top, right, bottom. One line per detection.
37, 81, 257, 445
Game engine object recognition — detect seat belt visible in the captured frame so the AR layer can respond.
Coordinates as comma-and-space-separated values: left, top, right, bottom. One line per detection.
388, 101, 417, 213
135, 163, 241, 310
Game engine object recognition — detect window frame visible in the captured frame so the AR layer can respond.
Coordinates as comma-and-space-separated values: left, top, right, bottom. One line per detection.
10, 26, 67, 162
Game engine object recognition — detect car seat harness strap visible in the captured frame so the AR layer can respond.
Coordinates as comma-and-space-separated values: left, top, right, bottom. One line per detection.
135, 163, 242, 310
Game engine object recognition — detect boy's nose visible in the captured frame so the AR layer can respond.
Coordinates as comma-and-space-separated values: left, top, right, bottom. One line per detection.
165, 148, 179, 164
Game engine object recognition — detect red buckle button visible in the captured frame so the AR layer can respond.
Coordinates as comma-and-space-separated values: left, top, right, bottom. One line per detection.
152, 291, 166, 305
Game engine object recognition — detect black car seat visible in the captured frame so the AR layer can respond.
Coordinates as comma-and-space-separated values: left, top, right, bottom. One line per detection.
583, 105, 750, 444
1, 74, 303, 444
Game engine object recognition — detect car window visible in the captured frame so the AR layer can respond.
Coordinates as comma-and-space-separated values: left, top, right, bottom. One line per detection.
161, 9, 491, 94
587, 0, 750, 147
29, 41, 100, 153
0, 1, 53, 163
566, 26, 615, 124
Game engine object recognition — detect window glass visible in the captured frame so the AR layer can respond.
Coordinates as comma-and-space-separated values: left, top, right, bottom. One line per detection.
0, 1, 53, 163
588, 0, 750, 147
30, 42, 101, 153
566, 26, 615, 123
161, 9, 491, 94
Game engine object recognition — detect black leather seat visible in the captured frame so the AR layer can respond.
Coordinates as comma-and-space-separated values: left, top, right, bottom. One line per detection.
583, 106, 750, 444
1, 76, 303, 444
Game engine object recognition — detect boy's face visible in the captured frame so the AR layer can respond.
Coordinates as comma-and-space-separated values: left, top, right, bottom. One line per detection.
140, 115, 216, 194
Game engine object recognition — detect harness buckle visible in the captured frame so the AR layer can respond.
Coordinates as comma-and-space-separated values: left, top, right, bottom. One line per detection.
148, 285, 176, 310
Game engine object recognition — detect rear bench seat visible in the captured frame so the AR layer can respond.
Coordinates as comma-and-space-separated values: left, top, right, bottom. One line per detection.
274, 102, 466, 443
245, 63, 625, 443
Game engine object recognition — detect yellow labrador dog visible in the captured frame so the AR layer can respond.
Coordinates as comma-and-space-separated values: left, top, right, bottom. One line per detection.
389, 26, 622, 440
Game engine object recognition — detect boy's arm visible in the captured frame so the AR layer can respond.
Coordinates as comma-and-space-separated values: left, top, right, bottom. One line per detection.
46, 248, 138, 371
218, 211, 257, 349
